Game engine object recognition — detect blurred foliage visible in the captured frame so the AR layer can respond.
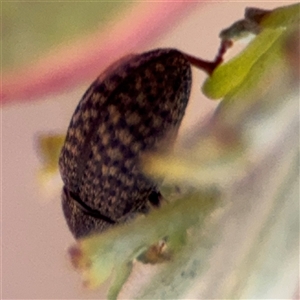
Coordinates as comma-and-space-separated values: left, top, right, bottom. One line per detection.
2, 2, 130, 71
36, 134, 65, 197
37, 134, 65, 174
69, 190, 219, 299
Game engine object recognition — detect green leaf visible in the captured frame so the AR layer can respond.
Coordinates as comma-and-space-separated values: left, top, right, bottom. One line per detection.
203, 3, 300, 100
69, 190, 220, 293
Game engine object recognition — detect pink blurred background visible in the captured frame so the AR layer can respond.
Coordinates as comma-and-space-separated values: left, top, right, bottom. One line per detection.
2, 2, 293, 299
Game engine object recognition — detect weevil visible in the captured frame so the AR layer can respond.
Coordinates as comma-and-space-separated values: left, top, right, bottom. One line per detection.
59, 48, 191, 238
59, 47, 226, 239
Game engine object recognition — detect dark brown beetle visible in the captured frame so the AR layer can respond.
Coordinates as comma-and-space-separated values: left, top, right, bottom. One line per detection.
59, 48, 193, 239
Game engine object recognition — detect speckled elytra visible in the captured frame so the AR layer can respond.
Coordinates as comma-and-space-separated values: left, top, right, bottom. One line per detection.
59, 47, 222, 239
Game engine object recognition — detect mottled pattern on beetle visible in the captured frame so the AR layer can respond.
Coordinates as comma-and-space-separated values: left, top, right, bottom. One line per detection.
59, 48, 192, 235
61, 189, 108, 238
62, 187, 144, 238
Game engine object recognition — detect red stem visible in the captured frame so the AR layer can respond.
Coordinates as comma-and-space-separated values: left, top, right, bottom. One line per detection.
184, 39, 233, 75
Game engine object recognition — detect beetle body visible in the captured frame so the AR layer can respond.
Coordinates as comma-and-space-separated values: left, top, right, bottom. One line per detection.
59, 48, 192, 238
